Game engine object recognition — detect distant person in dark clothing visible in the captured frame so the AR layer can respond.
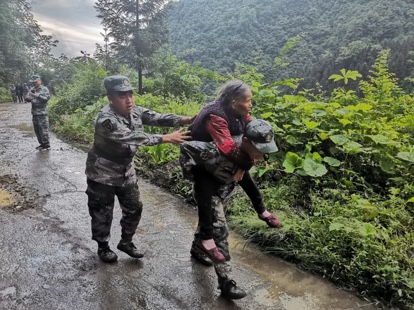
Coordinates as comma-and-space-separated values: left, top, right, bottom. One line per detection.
23, 83, 29, 98
17, 84, 24, 103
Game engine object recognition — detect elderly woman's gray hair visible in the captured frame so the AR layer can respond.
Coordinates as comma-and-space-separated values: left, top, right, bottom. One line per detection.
218, 80, 251, 107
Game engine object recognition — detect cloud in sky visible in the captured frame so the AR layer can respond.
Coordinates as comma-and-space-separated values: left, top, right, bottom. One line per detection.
31, 0, 104, 57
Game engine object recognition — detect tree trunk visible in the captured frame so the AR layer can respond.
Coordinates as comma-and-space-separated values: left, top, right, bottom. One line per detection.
138, 66, 143, 95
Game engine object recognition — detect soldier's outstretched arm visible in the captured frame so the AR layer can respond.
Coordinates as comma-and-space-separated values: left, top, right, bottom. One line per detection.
96, 116, 164, 146
138, 106, 195, 128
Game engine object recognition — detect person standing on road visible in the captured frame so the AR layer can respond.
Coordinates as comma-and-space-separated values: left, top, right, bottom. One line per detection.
9, 84, 17, 103
23, 83, 29, 96
17, 84, 24, 103
180, 119, 280, 299
25, 75, 51, 151
85, 75, 195, 263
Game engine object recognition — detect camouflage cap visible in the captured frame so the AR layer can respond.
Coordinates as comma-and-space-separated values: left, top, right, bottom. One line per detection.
245, 119, 278, 154
104, 75, 136, 94
29, 74, 41, 83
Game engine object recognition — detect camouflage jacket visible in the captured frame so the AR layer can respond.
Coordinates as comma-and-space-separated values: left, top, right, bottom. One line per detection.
179, 135, 243, 184
85, 104, 181, 187
28, 85, 50, 116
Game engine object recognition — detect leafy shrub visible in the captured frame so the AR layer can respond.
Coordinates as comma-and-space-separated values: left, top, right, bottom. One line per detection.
49, 62, 107, 116
0, 87, 12, 103
228, 50, 414, 308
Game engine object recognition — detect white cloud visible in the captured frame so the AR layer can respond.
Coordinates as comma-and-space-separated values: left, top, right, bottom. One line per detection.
31, 0, 103, 57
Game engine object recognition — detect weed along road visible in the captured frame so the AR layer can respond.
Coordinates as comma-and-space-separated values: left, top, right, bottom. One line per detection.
0, 102, 378, 310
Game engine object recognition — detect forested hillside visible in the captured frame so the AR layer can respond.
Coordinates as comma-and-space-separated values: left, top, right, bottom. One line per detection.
167, 0, 414, 90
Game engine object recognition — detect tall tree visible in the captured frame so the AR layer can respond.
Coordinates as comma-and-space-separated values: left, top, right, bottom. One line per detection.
0, 0, 58, 83
94, 0, 169, 94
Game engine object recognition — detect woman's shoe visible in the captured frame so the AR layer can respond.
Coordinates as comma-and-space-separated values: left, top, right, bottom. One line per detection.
194, 239, 226, 264
258, 212, 281, 228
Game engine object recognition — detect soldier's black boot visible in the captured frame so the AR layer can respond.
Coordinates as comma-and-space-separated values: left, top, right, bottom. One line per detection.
218, 277, 247, 299
190, 241, 213, 266
117, 240, 144, 258
97, 246, 118, 263
39, 144, 50, 151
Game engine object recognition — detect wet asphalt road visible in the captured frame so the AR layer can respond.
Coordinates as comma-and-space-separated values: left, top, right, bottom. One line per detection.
0, 103, 379, 310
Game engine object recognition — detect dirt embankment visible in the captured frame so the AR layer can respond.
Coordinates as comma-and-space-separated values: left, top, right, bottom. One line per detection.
0, 174, 44, 211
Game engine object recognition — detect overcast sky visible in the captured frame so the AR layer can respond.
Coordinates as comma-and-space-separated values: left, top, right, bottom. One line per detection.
31, 0, 104, 57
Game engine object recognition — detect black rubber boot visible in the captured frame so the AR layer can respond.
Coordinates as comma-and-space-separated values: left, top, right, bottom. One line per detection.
117, 240, 144, 258
219, 277, 247, 299
97, 246, 118, 263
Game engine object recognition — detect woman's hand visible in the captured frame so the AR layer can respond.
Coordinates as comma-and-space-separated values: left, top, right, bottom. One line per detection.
232, 168, 245, 182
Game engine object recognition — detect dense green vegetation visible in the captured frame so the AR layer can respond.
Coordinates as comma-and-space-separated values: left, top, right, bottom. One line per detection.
167, 0, 414, 92
231, 50, 414, 308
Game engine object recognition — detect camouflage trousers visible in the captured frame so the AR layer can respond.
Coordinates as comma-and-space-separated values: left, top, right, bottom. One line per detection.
194, 184, 235, 282
32, 115, 50, 146
86, 178, 143, 243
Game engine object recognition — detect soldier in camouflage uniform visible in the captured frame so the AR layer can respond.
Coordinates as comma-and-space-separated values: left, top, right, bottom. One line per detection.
85, 75, 195, 263
10, 84, 17, 103
25, 75, 51, 151
180, 119, 279, 299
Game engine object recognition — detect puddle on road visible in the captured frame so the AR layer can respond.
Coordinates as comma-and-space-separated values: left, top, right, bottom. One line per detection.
0, 188, 15, 207
227, 234, 376, 310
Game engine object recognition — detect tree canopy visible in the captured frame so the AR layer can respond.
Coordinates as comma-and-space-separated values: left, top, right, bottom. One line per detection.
167, 0, 414, 91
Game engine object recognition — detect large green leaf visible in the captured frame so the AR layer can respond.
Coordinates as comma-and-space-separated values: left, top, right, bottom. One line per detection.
282, 152, 304, 173
303, 158, 328, 177
311, 152, 323, 163
303, 119, 320, 130
323, 157, 341, 167
343, 141, 364, 154
358, 223, 377, 237
347, 103, 373, 112
329, 222, 345, 231
311, 109, 327, 117
330, 135, 348, 146
368, 135, 397, 146
338, 118, 352, 126
379, 158, 396, 174
397, 152, 414, 163
318, 132, 330, 141
261, 112, 273, 119
285, 135, 301, 145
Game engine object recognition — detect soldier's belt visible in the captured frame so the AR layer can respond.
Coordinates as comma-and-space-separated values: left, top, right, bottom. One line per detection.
92, 147, 134, 165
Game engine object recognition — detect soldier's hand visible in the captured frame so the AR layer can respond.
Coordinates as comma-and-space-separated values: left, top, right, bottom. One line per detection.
179, 114, 197, 126
162, 128, 192, 145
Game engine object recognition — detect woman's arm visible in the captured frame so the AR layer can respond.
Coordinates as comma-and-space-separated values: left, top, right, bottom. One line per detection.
206, 115, 253, 171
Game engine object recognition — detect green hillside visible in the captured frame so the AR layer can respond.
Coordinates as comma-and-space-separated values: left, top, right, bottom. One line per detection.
167, 0, 414, 90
